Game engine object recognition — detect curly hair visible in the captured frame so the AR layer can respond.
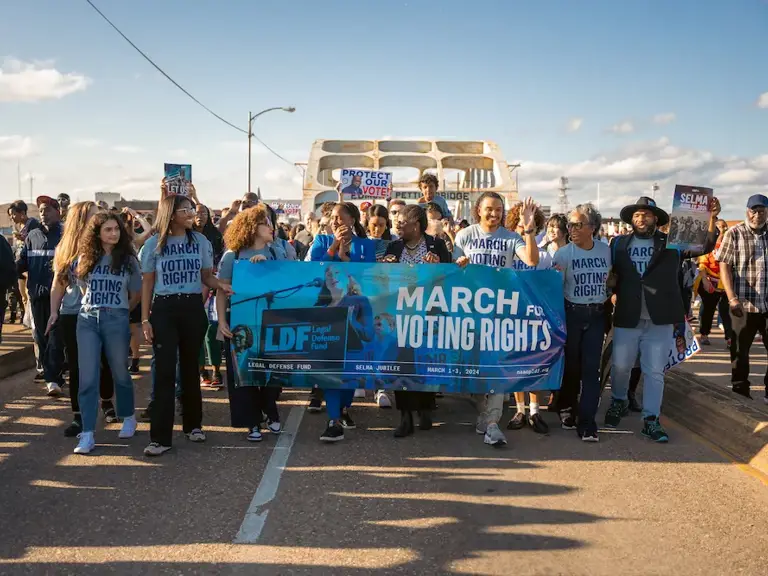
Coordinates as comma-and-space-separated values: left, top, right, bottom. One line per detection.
224, 204, 271, 252
419, 172, 439, 189
471, 191, 506, 225
76, 212, 136, 278
54, 201, 96, 281
505, 202, 546, 234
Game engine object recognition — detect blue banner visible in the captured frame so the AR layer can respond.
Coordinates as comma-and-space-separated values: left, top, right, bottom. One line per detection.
229, 261, 566, 393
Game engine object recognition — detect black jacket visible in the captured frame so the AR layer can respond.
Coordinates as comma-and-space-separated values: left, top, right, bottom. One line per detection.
610, 228, 716, 328
16, 222, 62, 300
384, 234, 452, 263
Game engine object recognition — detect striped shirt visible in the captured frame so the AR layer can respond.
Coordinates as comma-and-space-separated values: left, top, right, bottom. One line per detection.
715, 221, 768, 313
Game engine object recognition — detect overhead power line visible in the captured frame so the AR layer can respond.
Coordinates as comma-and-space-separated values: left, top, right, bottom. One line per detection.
84, 0, 300, 173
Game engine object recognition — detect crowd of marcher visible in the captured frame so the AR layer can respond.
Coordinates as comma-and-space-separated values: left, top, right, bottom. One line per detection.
2, 172, 766, 457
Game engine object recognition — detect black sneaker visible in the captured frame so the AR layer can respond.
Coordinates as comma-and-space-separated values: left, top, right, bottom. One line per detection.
103, 403, 121, 424
627, 390, 642, 413
128, 358, 140, 374
506, 411, 527, 430
580, 428, 599, 443
732, 383, 753, 400
641, 416, 669, 443
34, 372, 45, 383
320, 420, 344, 442
307, 397, 323, 413
559, 410, 577, 430
140, 402, 152, 422
604, 399, 629, 428
64, 418, 82, 437
528, 413, 549, 434
340, 409, 356, 429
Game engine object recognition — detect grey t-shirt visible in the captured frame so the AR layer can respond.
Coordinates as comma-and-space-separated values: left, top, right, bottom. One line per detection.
553, 241, 611, 304
218, 246, 288, 282
453, 225, 525, 268
628, 236, 655, 319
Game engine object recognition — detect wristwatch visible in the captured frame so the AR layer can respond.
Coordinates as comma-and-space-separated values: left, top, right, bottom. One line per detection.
524, 228, 536, 235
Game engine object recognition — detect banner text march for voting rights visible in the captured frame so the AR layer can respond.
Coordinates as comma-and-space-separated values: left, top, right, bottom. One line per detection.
339, 169, 392, 200
228, 261, 566, 394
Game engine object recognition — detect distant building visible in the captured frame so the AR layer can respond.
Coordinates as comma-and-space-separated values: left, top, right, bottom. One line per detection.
94, 192, 122, 208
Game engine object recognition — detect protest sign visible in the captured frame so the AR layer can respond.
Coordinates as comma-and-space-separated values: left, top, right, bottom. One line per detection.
339, 169, 392, 200
269, 202, 301, 217
228, 261, 566, 393
667, 185, 713, 252
164, 163, 192, 196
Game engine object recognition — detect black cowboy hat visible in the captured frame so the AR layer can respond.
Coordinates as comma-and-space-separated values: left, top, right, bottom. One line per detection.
619, 196, 669, 227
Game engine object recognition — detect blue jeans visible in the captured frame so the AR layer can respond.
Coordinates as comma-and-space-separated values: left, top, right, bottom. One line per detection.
611, 320, 671, 418
325, 389, 355, 420
77, 309, 135, 432
561, 303, 606, 429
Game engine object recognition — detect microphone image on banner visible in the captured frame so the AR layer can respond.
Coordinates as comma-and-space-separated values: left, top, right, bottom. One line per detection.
233, 278, 323, 309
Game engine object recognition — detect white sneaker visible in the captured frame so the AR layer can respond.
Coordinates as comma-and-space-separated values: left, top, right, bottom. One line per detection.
483, 423, 507, 447
74, 431, 95, 454
186, 428, 206, 442
247, 426, 263, 442
118, 416, 137, 439
375, 390, 392, 408
354, 388, 367, 399
46, 382, 62, 397
267, 420, 281, 434
143, 442, 171, 457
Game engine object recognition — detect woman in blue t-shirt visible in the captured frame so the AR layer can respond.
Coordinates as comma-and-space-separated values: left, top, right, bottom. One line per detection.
140, 195, 233, 457
217, 205, 294, 442
306, 202, 376, 442
68, 212, 141, 454
48, 202, 117, 437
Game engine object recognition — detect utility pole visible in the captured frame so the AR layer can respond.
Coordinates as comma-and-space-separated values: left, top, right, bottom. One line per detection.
651, 182, 659, 200
29, 173, 34, 202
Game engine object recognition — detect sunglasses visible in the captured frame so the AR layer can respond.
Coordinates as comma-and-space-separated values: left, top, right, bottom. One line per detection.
175, 207, 194, 215
567, 221, 588, 230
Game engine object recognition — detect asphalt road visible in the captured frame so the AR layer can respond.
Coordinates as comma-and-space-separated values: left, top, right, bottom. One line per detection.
1, 363, 767, 576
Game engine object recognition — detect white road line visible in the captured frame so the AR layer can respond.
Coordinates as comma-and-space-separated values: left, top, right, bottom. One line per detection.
233, 405, 305, 544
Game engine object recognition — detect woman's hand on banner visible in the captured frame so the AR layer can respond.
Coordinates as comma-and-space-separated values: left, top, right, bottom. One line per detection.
249, 255, 267, 263
219, 321, 233, 339
424, 251, 440, 263
382, 254, 397, 263
456, 256, 469, 268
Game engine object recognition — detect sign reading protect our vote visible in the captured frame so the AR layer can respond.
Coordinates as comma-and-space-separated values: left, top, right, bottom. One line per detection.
229, 260, 566, 393
339, 169, 392, 200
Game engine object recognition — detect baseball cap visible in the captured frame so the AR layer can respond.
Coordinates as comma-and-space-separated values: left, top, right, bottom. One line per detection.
36, 195, 60, 211
746, 194, 768, 209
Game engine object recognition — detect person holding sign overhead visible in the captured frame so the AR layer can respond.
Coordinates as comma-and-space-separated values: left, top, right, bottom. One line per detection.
453, 192, 540, 447
68, 212, 142, 454
140, 195, 234, 457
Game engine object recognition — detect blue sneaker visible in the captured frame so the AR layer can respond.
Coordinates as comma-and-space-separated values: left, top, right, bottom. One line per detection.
604, 399, 629, 428
641, 416, 669, 443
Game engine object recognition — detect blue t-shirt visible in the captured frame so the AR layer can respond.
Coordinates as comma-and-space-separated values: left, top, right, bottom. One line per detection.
308, 235, 377, 263
628, 236, 654, 320
81, 254, 142, 312
553, 241, 612, 305
140, 232, 213, 295
218, 246, 288, 282
453, 225, 525, 268
60, 266, 83, 315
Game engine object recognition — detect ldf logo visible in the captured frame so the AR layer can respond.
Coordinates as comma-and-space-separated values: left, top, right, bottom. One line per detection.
264, 324, 311, 352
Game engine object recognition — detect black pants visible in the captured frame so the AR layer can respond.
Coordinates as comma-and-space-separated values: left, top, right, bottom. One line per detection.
394, 391, 436, 412
0, 290, 6, 344
729, 310, 768, 391
150, 295, 208, 446
59, 314, 115, 414
8, 283, 23, 322
697, 285, 732, 338
224, 339, 281, 428
557, 303, 606, 428
30, 296, 65, 386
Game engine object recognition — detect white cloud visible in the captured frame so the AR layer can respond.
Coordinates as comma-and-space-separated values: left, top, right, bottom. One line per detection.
112, 145, 142, 154
73, 138, 102, 148
565, 118, 583, 133
652, 112, 676, 125
757, 92, 768, 108
167, 148, 189, 158
0, 58, 91, 102
0, 135, 36, 159
607, 121, 635, 134
514, 137, 766, 219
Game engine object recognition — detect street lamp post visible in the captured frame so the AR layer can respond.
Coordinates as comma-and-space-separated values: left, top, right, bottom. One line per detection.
248, 106, 296, 195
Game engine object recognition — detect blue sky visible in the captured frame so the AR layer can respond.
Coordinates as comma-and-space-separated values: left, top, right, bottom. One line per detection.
0, 0, 766, 217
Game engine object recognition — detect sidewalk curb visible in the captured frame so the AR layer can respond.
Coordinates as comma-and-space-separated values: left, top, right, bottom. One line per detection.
0, 344, 36, 380
665, 369, 768, 477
